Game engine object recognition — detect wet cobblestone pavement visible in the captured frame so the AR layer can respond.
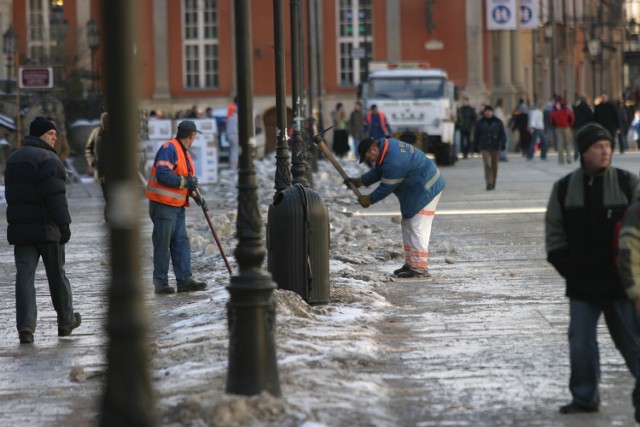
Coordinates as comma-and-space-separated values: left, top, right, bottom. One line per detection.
1, 152, 640, 426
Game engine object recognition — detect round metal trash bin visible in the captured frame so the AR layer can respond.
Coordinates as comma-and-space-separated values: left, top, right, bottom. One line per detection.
267, 184, 330, 305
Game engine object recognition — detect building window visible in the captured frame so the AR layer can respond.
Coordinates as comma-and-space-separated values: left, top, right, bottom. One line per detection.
27, 0, 51, 62
337, 0, 372, 87
26, 1, 67, 64
183, 0, 219, 89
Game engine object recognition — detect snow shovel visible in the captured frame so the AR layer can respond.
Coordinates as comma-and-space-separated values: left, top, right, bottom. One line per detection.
192, 188, 233, 275
313, 134, 363, 198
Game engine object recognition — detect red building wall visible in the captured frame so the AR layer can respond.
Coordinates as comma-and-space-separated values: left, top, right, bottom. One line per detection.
400, 0, 467, 88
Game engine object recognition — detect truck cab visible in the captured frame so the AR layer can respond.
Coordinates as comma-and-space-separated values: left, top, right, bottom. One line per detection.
360, 64, 456, 164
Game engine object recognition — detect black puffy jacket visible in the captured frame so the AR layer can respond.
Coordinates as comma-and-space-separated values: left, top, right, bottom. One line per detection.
4, 135, 71, 244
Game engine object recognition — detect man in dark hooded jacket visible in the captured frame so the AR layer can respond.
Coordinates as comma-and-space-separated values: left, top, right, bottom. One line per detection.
4, 116, 81, 344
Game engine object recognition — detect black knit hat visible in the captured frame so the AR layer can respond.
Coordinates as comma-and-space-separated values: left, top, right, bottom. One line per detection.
29, 116, 57, 137
576, 122, 612, 156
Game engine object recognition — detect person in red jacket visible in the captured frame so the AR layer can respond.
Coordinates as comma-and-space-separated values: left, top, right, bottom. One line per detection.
550, 99, 575, 164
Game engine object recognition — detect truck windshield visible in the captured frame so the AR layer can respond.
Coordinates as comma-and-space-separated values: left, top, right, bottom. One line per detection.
369, 77, 446, 100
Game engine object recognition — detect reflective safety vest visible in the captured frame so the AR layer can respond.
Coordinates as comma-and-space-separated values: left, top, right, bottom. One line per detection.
145, 139, 195, 207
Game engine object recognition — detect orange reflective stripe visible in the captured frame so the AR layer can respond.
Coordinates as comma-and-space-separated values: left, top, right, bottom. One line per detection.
145, 139, 195, 207
417, 210, 436, 217
379, 139, 390, 165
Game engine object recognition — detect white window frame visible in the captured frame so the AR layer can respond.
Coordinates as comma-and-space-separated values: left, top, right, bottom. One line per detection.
27, 0, 52, 62
337, 0, 372, 87
182, 0, 219, 90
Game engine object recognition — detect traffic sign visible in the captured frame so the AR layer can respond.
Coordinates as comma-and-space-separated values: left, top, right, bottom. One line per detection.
19, 67, 54, 89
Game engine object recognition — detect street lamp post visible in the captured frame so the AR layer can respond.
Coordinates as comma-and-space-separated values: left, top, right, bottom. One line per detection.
3, 26, 15, 94
3, 26, 20, 146
588, 36, 602, 101
87, 18, 100, 93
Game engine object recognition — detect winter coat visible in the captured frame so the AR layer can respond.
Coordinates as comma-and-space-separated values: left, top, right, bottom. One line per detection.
85, 125, 107, 183
361, 138, 445, 219
457, 105, 476, 132
5, 135, 71, 245
348, 109, 365, 140
545, 166, 638, 301
594, 101, 620, 136
365, 111, 390, 139
573, 102, 593, 131
619, 184, 640, 300
473, 117, 506, 151
550, 105, 575, 128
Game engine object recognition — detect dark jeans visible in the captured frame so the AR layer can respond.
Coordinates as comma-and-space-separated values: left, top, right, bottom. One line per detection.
14, 243, 75, 333
149, 201, 192, 286
528, 129, 548, 160
567, 298, 640, 409
460, 129, 472, 157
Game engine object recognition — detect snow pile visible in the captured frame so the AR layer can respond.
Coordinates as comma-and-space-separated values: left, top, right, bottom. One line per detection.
151, 156, 406, 426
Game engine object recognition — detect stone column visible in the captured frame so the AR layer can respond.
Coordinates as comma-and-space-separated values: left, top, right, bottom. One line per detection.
386, 0, 401, 62
464, 0, 486, 104
493, 30, 516, 111
152, 0, 171, 100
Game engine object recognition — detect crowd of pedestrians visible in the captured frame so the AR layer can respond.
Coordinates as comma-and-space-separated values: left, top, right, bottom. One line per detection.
452, 93, 640, 191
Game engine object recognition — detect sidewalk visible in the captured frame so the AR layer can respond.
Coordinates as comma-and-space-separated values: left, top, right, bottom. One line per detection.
0, 152, 639, 426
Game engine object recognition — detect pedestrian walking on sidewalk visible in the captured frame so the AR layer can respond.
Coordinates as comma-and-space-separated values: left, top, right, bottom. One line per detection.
85, 112, 109, 219
550, 98, 575, 164
4, 117, 81, 344
617, 182, 640, 424
145, 120, 208, 295
344, 137, 445, 278
474, 105, 507, 190
527, 101, 549, 160
545, 122, 640, 415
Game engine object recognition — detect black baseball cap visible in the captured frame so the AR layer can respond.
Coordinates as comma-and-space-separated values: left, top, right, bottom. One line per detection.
177, 120, 202, 134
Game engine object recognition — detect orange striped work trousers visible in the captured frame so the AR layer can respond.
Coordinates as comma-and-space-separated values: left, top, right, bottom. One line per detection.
401, 192, 442, 273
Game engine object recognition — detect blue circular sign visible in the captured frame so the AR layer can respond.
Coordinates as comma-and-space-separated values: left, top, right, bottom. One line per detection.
521, 6, 532, 23
492, 5, 511, 25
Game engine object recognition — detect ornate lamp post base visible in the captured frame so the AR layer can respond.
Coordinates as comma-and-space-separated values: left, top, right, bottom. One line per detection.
226, 274, 281, 396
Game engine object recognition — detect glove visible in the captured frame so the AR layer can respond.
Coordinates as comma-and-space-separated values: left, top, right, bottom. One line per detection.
184, 175, 198, 191
358, 195, 372, 208
192, 192, 209, 211
59, 224, 71, 245
344, 176, 363, 189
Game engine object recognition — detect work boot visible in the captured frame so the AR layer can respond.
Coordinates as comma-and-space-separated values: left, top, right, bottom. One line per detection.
19, 331, 33, 344
558, 402, 598, 414
154, 283, 176, 295
393, 264, 410, 276
396, 268, 431, 279
58, 313, 82, 337
177, 278, 207, 293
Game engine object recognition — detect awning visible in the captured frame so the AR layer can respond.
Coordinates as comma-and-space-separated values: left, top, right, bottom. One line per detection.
0, 113, 16, 131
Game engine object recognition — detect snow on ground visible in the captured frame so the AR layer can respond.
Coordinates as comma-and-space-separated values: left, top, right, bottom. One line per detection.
148, 155, 412, 426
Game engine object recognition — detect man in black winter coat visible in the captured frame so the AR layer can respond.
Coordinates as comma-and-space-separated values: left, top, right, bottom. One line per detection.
572, 97, 593, 160
593, 93, 619, 151
4, 117, 81, 344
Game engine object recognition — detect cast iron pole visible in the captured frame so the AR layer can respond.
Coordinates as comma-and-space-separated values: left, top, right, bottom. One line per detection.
314, 0, 324, 131
290, 0, 309, 187
226, 0, 281, 396
100, 0, 156, 425
274, 0, 292, 194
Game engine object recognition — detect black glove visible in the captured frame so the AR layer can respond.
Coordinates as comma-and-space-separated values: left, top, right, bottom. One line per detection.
344, 176, 363, 189
192, 192, 209, 211
59, 224, 71, 245
185, 175, 198, 191
358, 195, 372, 208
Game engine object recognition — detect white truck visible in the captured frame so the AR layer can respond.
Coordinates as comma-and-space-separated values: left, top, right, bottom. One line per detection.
360, 64, 457, 164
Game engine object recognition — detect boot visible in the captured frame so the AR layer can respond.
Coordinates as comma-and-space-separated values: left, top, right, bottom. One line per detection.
177, 278, 207, 293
